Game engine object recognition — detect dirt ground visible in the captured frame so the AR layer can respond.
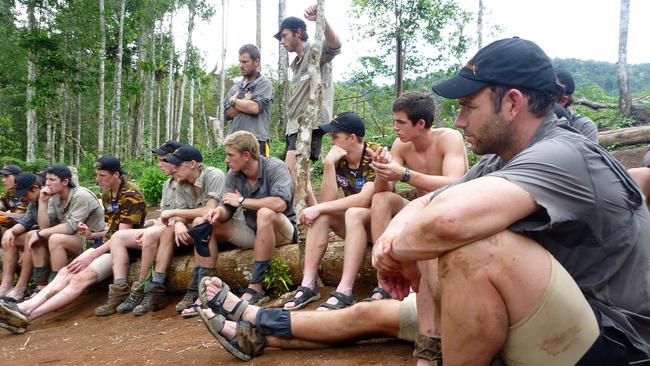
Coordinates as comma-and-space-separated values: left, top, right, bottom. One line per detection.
0, 287, 414, 366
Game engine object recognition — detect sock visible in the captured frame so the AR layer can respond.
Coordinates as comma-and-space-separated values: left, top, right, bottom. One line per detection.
256, 308, 292, 339
250, 260, 271, 284
152, 272, 166, 285
113, 278, 128, 285
31, 267, 49, 287
47, 271, 58, 284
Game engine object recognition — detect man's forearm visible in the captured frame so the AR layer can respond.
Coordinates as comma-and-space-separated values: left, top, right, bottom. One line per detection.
40, 223, 75, 238
36, 203, 51, 229
320, 162, 339, 202
323, 19, 341, 49
241, 196, 286, 213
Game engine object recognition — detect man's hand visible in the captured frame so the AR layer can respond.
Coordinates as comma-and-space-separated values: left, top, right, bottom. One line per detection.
205, 208, 221, 224
135, 230, 145, 243
324, 145, 347, 165
229, 94, 237, 102
192, 216, 205, 226
377, 263, 421, 301
222, 191, 243, 208
159, 209, 176, 225
303, 4, 319, 21
243, 91, 252, 100
370, 160, 406, 182
67, 249, 95, 274
369, 145, 391, 164
372, 230, 403, 273
26, 231, 41, 251
1, 230, 15, 247
77, 222, 91, 238
174, 221, 191, 246
40, 186, 54, 202
299, 205, 321, 226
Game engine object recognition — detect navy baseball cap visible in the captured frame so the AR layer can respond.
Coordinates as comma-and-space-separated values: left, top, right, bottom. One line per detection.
14, 173, 39, 198
96, 156, 123, 175
432, 38, 563, 99
274, 16, 307, 40
152, 140, 182, 155
45, 164, 76, 188
164, 146, 204, 165
555, 68, 576, 95
0, 165, 22, 176
319, 112, 366, 137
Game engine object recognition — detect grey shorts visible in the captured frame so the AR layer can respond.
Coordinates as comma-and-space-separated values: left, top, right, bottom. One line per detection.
227, 215, 295, 249
398, 292, 418, 342
284, 129, 325, 162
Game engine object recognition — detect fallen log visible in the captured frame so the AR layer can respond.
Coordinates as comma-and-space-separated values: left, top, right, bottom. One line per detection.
599, 125, 650, 147
575, 98, 617, 110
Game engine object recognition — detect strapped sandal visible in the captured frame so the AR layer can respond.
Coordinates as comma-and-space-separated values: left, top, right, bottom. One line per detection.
198, 277, 249, 321
283, 285, 321, 310
0, 301, 30, 334
317, 291, 355, 311
195, 306, 252, 361
362, 287, 392, 302
239, 288, 269, 306
413, 334, 442, 366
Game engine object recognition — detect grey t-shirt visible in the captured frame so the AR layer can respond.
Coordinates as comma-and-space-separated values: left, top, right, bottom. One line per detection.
47, 186, 106, 233
223, 157, 295, 231
286, 42, 341, 136
553, 105, 599, 143
224, 73, 274, 142
173, 167, 226, 209
431, 115, 650, 358
17, 200, 38, 229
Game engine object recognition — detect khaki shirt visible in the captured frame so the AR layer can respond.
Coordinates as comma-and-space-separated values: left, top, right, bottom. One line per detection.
286, 42, 341, 135
173, 167, 225, 209
47, 186, 106, 233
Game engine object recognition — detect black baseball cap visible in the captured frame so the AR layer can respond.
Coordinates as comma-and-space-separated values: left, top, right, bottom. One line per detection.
164, 146, 204, 165
0, 165, 22, 176
45, 164, 76, 188
188, 221, 212, 257
152, 140, 182, 155
14, 173, 40, 198
319, 112, 366, 137
96, 155, 123, 174
432, 37, 563, 99
555, 68, 575, 95
274, 16, 307, 40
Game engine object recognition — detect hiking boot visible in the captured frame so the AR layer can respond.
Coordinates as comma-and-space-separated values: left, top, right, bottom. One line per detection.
116, 280, 146, 314
175, 290, 198, 312
95, 283, 130, 316
133, 283, 168, 316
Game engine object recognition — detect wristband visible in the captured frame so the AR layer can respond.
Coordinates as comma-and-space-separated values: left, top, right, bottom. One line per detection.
400, 167, 411, 182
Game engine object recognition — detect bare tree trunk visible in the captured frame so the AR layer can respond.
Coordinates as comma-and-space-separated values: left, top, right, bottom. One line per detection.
75, 53, 82, 165
256, 0, 261, 52
156, 75, 163, 148
188, 77, 194, 144
97, 0, 106, 156
165, 15, 175, 140
147, 24, 156, 154
617, 0, 631, 116
197, 77, 212, 146
59, 86, 68, 163
135, 30, 147, 158
216, 0, 228, 142
111, 0, 127, 156
278, 0, 288, 139
26, 0, 37, 163
294, 0, 325, 216
394, 4, 403, 98
477, 0, 484, 48
46, 117, 53, 165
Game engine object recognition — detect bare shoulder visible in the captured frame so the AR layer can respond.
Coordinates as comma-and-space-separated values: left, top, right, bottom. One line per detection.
431, 128, 465, 150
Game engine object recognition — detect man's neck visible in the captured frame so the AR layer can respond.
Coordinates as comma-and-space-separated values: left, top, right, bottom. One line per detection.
499, 116, 545, 162
295, 41, 307, 59
187, 168, 202, 185
345, 142, 365, 168
60, 186, 72, 201
411, 129, 434, 153
243, 71, 259, 84
242, 159, 260, 180
109, 179, 122, 196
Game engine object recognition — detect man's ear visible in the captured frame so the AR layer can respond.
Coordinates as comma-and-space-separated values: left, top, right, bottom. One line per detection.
503, 88, 526, 119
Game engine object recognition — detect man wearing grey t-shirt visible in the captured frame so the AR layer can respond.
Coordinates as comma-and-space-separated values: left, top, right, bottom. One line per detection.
374, 38, 649, 365
223, 44, 274, 157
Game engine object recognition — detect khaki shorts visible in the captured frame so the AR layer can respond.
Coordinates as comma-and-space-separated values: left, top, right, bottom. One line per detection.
398, 292, 418, 342
227, 215, 295, 249
500, 253, 600, 365
88, 252, 113, 282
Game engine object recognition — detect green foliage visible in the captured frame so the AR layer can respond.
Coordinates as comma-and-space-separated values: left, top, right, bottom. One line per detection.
554, 59, 650, 96
263, 256, 294, 298
137, 166, 167, 206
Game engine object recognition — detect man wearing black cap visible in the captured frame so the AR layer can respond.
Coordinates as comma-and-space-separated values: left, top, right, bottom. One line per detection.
373, 38, 650, 365
0, 157, 147, 333
223, 44, 274, 157
95, 140, 192, 316
26, 164, 106, 288
0, 165, 27, 226
275, 3, 341, 207
155, 145, 225, 316
0, 173, 42, 301
284, 112, 381, 310
554, 68, 599, 143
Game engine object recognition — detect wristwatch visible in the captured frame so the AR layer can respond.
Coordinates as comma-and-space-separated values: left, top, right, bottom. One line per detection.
238, 196, 245, 206
400, 167, 411, 182
226, 99, 236, 109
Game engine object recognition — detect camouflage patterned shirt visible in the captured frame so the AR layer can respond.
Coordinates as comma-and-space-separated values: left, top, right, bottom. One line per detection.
0, 188, 27, 212
101, 179, 147, 240
335, 141, 378, 197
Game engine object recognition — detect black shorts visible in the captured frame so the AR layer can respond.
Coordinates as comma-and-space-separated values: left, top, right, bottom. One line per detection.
284, 128, 325, 162
258, 140, 270, 158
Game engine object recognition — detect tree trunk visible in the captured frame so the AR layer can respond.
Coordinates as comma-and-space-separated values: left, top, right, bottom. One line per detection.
294, 0, 325, 218
617, 0, 631, 116
26, 0, 37, 163
278, 0, 289, 139
111, 0, 127, 156
187, 77, 194, 144
477, 0, 484, 48
197, 77, 212, 146
135, 30, 147, 158
216, 0, 228, 143
147, 24, 156, 155
599, 125, 650, 147
165, 15, 175, 141
75, 53, 82, 166
58, 86, 68, 163
394, 4, 403, 98
46, 117, 53, 165
156, 75, 163, 148
97, 0, 106, 156
256, 0, 261, 52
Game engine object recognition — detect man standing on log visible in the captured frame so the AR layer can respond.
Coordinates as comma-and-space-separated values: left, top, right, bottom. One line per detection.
553, 68, 599, 143
223, 44, 274, 158
158, 145, 225, 317
284, 112, 380, 311
276, 4, 341, 207
373, 38, 650, 364
204, 131, 296, 305
361, 91, 468, 301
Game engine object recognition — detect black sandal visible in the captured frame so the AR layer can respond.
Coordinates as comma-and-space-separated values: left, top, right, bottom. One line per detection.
198, 277, 249, 321
239, 287, 269, 306
362, 287, 392, 302
317, 291, 355, 310
283, 285, 321, 310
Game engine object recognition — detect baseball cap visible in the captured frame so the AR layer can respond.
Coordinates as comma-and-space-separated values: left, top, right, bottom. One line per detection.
0, 165, 22, 176
14, 173, 39, 198
164, 146, 204, 165
95, 156, 123, 174
319, 112, 366, 137
188, 221, 212, 257
45, 164, 76, 188
151, 140, 182, 155
274, 16, 307, 40
555, 68, 576, 95
432, 37, 563, 99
